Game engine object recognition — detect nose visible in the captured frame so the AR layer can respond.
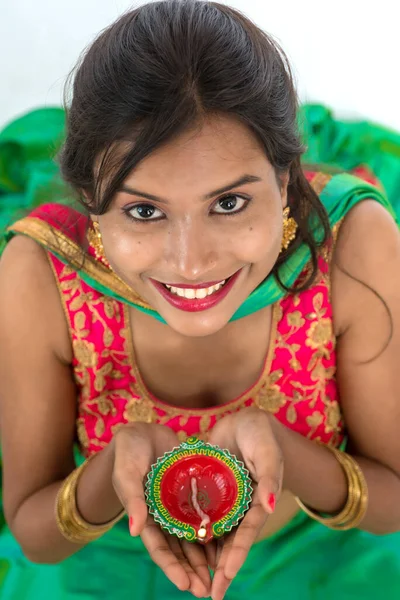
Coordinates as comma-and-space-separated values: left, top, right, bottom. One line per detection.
164, 220, 219, 282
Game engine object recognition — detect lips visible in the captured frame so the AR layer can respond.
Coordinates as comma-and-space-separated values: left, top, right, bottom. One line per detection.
149, 269, 242, 312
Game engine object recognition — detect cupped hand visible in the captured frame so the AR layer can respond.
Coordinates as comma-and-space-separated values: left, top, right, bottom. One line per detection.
112, 422, 212, 598
208, 408, 284, 600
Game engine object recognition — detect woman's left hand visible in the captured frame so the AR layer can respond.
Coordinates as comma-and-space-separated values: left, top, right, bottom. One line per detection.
207, 407, 284, 600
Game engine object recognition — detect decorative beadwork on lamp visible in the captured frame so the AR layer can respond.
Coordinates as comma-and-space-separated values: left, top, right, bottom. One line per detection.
145, 437, 253, 543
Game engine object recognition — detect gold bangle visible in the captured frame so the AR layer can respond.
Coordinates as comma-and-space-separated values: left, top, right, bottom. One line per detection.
331, 452, 368, 530
308, 449, 359, 528
55, 455, 125, 544
295, 446, 368, 530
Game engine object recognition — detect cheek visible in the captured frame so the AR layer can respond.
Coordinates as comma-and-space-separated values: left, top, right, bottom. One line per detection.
104, 227, 163, 274
230, 217, 282, 264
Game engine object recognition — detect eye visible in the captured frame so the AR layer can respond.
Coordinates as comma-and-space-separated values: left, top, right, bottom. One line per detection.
212, 194, 250, 215
126, 204, 164, 221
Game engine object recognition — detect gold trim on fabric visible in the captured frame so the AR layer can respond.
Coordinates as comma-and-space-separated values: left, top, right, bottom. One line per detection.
331, 219, 344, 250
309, 172, 332, 195
9, 217, 152, 311
124, 303, 279, 418
46, 253, 74, 345
324, 218, 344, 304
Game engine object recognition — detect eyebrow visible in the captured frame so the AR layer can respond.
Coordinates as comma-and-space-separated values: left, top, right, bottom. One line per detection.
118, 174, 263, 204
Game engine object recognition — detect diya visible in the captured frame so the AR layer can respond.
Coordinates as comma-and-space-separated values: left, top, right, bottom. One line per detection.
145, 437, 253, 543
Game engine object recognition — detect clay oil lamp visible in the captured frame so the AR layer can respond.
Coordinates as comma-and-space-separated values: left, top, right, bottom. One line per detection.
145, 437, 253, 543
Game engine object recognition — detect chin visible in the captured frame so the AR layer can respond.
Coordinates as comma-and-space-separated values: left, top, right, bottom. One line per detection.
161, 310, 233, 338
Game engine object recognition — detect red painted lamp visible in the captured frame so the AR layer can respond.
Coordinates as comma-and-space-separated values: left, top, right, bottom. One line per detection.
145, 437, 253, 543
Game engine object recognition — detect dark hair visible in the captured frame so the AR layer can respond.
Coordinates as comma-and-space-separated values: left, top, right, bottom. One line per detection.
60, 0, 330, 291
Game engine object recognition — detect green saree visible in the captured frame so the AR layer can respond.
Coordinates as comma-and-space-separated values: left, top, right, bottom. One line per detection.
2, 510, 400, 600
1, 105, 400, 599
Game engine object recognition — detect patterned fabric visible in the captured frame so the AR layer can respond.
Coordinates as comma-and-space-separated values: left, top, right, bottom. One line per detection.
47, 224, 343, 455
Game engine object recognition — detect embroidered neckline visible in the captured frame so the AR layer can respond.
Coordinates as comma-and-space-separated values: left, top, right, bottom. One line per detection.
123, 302, 280, 416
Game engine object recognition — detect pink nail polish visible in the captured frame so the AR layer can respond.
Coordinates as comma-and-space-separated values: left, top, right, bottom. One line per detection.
267, 493, 276, 513
129, 516, 134, 535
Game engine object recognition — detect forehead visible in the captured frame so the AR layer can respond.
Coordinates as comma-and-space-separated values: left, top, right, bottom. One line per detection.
124, 115, 272, 193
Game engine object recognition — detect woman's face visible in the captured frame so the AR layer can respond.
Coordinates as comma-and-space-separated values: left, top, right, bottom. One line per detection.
95, 115, 288, 337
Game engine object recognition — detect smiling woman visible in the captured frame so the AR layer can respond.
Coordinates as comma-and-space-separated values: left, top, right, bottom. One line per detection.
95, 117, 290, 337
2, 2, 400, 600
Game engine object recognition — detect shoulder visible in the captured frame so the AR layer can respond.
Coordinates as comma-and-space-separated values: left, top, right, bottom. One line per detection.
334, 199, 398, 261
331, 199, 400, 359
332, 199, 399, 291
0, 235, 72, 363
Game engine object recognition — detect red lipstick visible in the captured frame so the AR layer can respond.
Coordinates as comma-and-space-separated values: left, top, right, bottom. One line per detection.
150, 269, 242, 312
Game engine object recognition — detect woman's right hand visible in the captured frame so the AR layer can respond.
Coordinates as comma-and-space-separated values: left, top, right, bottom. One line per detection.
112, 423, 213, 598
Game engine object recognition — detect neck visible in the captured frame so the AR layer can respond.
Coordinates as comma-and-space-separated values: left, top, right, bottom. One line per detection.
130, 305, 271, 350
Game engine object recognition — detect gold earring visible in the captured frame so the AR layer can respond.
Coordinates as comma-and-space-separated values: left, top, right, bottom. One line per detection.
87, 221, 111, 268
281, 207, 297, 252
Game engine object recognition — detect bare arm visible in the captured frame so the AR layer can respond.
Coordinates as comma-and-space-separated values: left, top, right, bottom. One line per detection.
0, 236, 122, 563
274, 200, 400, 534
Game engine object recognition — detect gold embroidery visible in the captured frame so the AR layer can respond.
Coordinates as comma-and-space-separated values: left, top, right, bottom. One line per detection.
309, 172, 332, 195
257, 370, 287, 413
199, 414, 212, 433
178, 415, 190, 429
286, 402, 297, 425
48, 264, 134, 447
96, 393, 118, 417
306, 319, 333, 350
94, 362, 115, 392
325, 399, 342, 434
176, 430, 189, 443
124, 397, 157, 424
95, 419, 105, 438
255, 248, 342, 441
76, 417, 90, 451
287, 310, 305, 328
73, 339, 98, 368
305, 292, 333, 352
305, 411, 325, 439
119, 313, 159, 425
306, 411, 324, 428
331, 219, 344, 250
47, 256, 73, 344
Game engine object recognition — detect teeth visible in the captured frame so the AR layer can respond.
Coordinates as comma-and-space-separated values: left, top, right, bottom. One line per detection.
195, 288, 207, 299
165, 280, 226, 299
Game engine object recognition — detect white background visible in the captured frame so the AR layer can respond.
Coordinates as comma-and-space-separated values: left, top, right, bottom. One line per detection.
1, 0, 399, 131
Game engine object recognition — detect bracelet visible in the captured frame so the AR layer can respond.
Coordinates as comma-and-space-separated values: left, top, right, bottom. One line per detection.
55, 455, 125, 544
295, 445, 368, 530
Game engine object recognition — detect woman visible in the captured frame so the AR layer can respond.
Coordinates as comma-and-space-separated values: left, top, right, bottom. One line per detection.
1, 2, 400, 599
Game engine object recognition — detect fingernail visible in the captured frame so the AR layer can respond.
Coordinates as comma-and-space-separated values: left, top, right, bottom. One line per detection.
267, 493, 276, 513
129, 516, 134, 535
